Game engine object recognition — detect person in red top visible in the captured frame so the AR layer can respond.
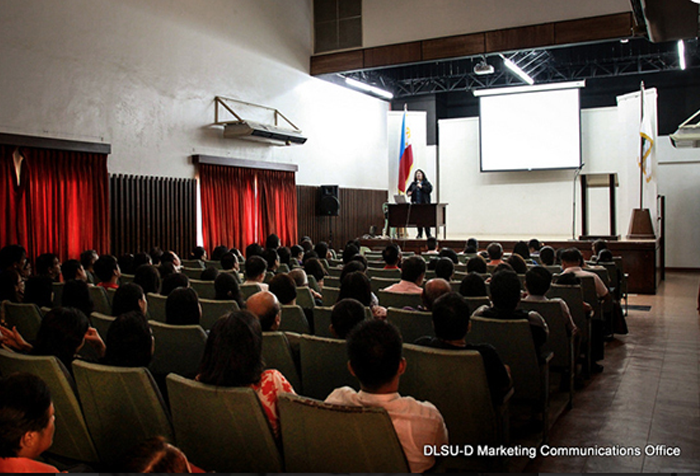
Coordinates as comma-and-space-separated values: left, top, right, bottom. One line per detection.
0, 373, 59, 473
94, 254, 121, 290
381, 243, 402, 269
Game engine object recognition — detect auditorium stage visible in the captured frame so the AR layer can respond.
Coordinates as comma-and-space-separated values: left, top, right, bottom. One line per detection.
359, 236, 661, 295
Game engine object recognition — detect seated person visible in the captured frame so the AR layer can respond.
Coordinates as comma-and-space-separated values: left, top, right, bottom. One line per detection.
269, 273, 297, 306
466, 255, 488, 274
118, 254, 136, 275
0, 373, 59, 473
61, 279, 95, 317
197, 310, 295, 437
434, 257, 454, 281
472, 270, 549, 356
338, 271, 386, 319
244, 255, 269, 291
32, 307, 105, 368
121, 436, 201, 473
528, 238, 543, 257
160, 251, 182, 269
330, 298, 366, 338
0, 244, 27, 275
325, 319, 449, 473
221, 251, 240, 271
133, 252, 152, 269
94, 254, 121, 290
61, 259, 87, 282
199, 266, 219, 281
424, 236, 439, 255
289, 245, 304, 268
512, 241, 531, 262
113, 283, 149, 317
166, 287, 202, 326
246, 290, 282, 332
288, 268, 322, 303
22, 276, 53, 308
596, 249, 614, 264
459, 272, 488, 297
190, 246, 207, 261
35, 253, 61, 282
0, 269, 24, 303
415, 292, 512, 403
214, 272, 245, 308
103, 310, 154, 368
463, 237, 478, 255
262, 248, 280, 274
133, 264, 162, 295
486, 242, 504, 266
277, 246, 292, 269
523, 267, 578, 336
303, 258, 327, 290
589, 239, 608, 263
382, 256, 425, 295
314, 241, 331, 261
438, 247, 459, 264
381, 244, 401, 270
266, 233, 281, 251
421, 278, 452, 311
560, 248, 610, 301
506, 253, 528, 274
77, 250, 96, 283
539, 246, 556, 266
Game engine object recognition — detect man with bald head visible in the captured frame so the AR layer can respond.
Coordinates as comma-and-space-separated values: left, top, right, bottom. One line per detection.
246, 290, 282, 331
421, 278, 452, 311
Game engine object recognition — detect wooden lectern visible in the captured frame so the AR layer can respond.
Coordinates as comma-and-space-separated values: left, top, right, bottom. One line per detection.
579, 173, 620, 241
387, 203, 448, 239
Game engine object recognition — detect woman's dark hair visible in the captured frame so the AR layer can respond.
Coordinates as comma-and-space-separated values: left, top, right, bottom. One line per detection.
506, 253, 529, 274
340, 260, 367, 282
166, 287, 201, 326
211, 245, 229, 261
0, 269, 22, 303
61, 279, 94, 317
200, 267, 220, 281
32, 307, 89, 370
338, 271, 372, 306
23, 276, 53, 308
133, 264, 161, 295
331, 298, 366, 339
133, 252, 152, 269
597, 249, 614, 263
459, 272, 488, 297
435, 257, 455, 281
118, 254, 136, 275
94, 255, 119, 283
466, 255, 487, 274
220, 252, 237, 271
414, 168, 427, 181
121, 436, 190, 473
512, 241, 531, 260
304, 258, 327, 283
0, 373, 52, 458
268, 274, 297, 306
342, 244, 359, 265
214, 273, 244, 307
112, 283, 145, 317
438, 247, 459, 264
539, 246, 556, 266
314, 242, 329, 260
190, 246, 207, 260
245, 243, 264, 258
277, 246, 291, 265
160, 273, 189, 297
103, 311, 153, 367
197, 310, 264, 387
290, 245, 304, 259
158, 262, 177, 280
265, 233, 280, 250
149, 247, 164, 265
61, 259, 83, 282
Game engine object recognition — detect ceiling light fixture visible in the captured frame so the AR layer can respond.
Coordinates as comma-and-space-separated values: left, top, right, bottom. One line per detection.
678, 40, 687, 70
501, 55, 535, 85
344, 77, 394, 99
474, 57, 495, 75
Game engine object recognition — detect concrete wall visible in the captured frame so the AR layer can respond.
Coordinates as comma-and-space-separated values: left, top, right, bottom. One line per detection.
0, 0, 389, 189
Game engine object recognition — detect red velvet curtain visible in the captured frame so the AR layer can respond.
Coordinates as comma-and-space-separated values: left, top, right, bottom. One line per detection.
258, 169, 298, 246
0, 145, 109, 263
200, 164, 297, 252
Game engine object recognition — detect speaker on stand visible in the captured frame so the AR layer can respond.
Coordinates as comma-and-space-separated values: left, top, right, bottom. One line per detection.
318, 185, 340, 249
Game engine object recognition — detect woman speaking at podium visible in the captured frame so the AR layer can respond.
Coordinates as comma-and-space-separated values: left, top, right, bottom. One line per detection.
406, 169, 433, 239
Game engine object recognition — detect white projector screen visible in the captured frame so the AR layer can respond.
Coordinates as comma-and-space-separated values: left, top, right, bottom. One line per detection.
479, 87, 582, 172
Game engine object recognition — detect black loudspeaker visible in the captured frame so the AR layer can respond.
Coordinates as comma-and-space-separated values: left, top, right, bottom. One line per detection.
318, 185, 340, 216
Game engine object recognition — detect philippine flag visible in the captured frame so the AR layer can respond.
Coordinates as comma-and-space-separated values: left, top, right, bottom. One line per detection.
397, 111, 414, 193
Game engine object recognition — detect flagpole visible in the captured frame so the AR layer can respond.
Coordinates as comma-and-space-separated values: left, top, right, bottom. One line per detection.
638, 81, 645, 209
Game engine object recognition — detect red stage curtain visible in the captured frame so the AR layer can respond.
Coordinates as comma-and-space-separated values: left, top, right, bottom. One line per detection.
0, 145, 109, 262
258, 169, 298, 247
200, 164, 297, 252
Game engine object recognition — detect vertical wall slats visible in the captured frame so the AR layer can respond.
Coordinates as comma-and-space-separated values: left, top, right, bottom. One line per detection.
110, 174, 197, 258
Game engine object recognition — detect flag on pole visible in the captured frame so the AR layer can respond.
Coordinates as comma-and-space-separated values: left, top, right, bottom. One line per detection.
397, 111, 414, 193
639, 94, 654, 183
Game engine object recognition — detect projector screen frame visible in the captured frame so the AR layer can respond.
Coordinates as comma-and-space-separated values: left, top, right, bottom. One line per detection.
475, 81, 585, 173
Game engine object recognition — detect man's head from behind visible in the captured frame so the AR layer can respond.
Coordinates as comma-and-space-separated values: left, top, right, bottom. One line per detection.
489, 270, 522, 312
331, 298, 366, 338
432, 292, 471, 342
422, 278, 451, 311
0, 373, 55, 459
381, 244, 401, 266
486, 242, 503, 261
246, 290, 281, 331
560, 248, 584, 268
426, 237, 438, 251
245, 255, 267, 282
538, 246, 555, 266
400, 256, 426, 285
525, 267, 552, 297
347, 319, 405, 393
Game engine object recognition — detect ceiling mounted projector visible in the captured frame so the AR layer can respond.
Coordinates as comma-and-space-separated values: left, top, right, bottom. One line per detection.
474, 61, 495, 75
670, 108, 700, 148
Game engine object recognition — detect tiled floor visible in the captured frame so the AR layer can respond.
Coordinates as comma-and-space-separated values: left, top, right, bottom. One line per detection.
525, 271, 700, 473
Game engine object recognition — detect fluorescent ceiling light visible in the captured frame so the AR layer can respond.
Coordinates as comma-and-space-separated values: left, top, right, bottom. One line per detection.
501, 55, 535, 85
473, 80, 585, 97
678, 40, 687, 70
344, 77, 394, 99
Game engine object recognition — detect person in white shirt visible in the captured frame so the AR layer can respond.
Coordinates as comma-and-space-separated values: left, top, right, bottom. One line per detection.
325, 319, 448, 473
382, 256, 425, 295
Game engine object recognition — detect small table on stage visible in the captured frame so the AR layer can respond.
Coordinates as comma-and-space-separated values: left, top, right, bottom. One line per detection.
387, 203, 448, 239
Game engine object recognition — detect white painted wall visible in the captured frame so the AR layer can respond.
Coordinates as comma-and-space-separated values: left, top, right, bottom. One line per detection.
0, 0, 389, 189
363, 0, 631, 48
